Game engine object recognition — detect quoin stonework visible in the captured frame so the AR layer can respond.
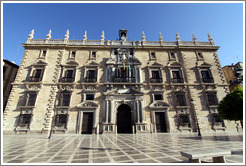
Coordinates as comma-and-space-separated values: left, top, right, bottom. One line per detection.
3, 29, 242, 135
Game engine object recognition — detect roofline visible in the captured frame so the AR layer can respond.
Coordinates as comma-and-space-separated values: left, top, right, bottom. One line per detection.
3, 59, 19, 68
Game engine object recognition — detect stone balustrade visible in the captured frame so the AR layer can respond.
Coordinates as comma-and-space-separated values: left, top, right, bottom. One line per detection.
27, 39, 214, 47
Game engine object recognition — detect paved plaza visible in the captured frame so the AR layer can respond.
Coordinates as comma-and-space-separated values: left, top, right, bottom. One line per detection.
2, 133, 244, 164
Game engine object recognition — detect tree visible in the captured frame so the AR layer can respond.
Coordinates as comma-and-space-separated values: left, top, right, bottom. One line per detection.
218, 87, 243, 127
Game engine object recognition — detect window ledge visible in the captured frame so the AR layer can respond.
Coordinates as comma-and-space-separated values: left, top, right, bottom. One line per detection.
209, 105, 218, 108
175, 106, 189, 109
20, 106, 35, 109
213, 126, 226, 130
56, 106, 70, 109
103, 82, 142, 85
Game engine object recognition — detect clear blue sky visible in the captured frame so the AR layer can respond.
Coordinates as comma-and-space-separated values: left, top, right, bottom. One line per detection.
3, 2, 244, 67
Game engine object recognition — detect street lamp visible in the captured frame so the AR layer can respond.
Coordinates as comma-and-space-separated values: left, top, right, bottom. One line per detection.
191, 99, 201, 137
48, 95, 59, 139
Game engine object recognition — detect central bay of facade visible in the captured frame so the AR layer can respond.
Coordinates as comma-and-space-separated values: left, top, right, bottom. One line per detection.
5, 29, 238, 135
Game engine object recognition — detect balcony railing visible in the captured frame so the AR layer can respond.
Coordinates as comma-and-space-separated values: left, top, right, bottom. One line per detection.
172, 78, 184, 83
150, 78, 163, 83
29, 77, 42, 82
202, 78, 214, 83
179, 123, 191, 127
213, 122, 225, 127
60, 77, 75, 83
84, 77, 97, 83
113, 77, 135, 83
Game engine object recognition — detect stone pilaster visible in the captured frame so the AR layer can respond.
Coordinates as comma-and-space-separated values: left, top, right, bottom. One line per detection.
213, 52, 229, 94
3, 50, 29, 128
42, 50, 64, 134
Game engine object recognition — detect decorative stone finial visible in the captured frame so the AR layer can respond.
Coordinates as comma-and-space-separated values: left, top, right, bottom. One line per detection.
142, 31, 146, 41
46, 30, 51, 39
101, 30, 105, 41
28, 29, 34, 39
208, 33, 215, 45
192, 33, 197, 41
208, 33, 213, 42
65, 30, 69, 40
83, 31, 87, 40
176, 32, 181, 41
159, 32, 163, 41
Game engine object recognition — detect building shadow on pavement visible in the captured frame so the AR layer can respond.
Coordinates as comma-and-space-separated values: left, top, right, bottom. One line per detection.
180, 135, 243, 141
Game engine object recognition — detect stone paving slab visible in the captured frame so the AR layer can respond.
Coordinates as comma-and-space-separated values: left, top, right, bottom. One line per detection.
2, 133, 244, 164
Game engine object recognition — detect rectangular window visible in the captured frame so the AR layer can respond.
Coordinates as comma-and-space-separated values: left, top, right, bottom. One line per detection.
91, 52, 96, 59
213, 114, 224, 127
179, 114, 190, 127
55, 114, 68, 127
60, 93, 71, 106
86, 94, 94, 100
176, 93, 186, 106
88, 70, 95, 78
71, 51, 76, 58
170, 52, 176, 60
201, 70, 214, 83
150, 52, 156, 59
18, 114, 32, 127
197, 52, 203, 59
172, 70, 183, 83
85, 70, 97, 82
207, 92, 218, 106
25, 93, 37, 106
213, 114, 223, 123
154, 94, 163, 100
30, 68, 44, 82
151, 70, 162, 83
42, 50, 47, 57
62, 69, 75, 82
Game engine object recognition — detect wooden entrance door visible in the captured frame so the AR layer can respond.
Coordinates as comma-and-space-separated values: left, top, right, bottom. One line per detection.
155, 112, 167, 132
117, 104, 132, 133
81, 112, 93, 134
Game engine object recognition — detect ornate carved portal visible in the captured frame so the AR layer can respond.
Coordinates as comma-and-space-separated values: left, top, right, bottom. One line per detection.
103, 87, 147, 134
117, 104, 132, 133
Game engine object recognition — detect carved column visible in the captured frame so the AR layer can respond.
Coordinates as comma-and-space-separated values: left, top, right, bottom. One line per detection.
109, 99, 114, 123
109, 67, 112, 82
106, 67, 109, 82
139, 100, 142, 123
134, 66, 137, 83
139, 99, 145, 123
105, 99, 109, 123
83, 67, 87, 81
138, 66, 142, 83
135, 99, 140, 123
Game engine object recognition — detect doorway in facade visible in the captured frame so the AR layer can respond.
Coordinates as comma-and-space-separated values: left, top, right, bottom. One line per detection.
81, 112, 93, 134
155, 112, 167, 132
117, 104, 132, 133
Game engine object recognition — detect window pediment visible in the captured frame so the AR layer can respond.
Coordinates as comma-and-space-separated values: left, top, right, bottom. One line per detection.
147, 61, 163, 68
149, 101, 170, 109
103, 88, 144, 96
63, 60, 79, 67
32, 59, 47, 66
77, 101, 98, 109
167, 61, 182, 68
84, 60, 100, 67
197, 61, 212, 68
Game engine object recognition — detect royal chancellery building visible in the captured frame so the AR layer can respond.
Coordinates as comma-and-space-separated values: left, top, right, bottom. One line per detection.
3, 29, 242, 135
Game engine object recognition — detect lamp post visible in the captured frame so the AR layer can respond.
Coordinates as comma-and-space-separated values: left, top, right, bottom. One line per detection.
191, 99, 201, 137
48, 95, 59, 139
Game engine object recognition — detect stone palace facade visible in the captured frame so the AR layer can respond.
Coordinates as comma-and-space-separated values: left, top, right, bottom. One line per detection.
3, 29, 241, 134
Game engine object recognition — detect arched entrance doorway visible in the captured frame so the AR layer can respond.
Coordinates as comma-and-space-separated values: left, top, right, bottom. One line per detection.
117, 104, 132, 133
